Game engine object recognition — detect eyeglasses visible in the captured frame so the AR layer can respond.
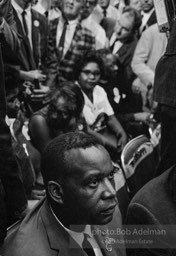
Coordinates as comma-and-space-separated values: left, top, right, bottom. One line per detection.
81, 70, 101, 77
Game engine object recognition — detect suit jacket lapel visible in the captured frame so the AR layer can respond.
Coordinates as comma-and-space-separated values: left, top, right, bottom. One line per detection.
63, 22, 82, 60
40, 200, 86, 256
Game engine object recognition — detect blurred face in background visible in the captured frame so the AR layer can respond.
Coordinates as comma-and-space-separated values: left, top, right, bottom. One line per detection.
15, 0, 32, 9
81, 0, 97, 19
6, 88, 20, 118
61, 0, 84, 20
48, 96, 78, 133
141, 0, 154, 13
114, 12, 134, 41
103, 53, 118, 80
129, 0, 141, 12
98, 0, 110, 9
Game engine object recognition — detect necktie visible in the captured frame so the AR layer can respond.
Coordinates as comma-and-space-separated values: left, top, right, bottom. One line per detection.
22, 10, 28, 36
44, 11, 48, 18
103, 8, 107, 17
82, 234, 96, 256
58, 20, 68, 59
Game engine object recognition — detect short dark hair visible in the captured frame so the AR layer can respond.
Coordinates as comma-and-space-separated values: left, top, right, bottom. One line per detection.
41, 132, 102, 185
122, 6, 142, 32
50, 81, 84, 119
74, 51, 105, 81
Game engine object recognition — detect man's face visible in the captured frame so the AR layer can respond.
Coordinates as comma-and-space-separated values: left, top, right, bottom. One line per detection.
15, 0, 32, 9
62, 146, 117, 225
81, 0, 97, 20
104, 53, 118, 77
129, 0, 142, 12
141, 0, 154, 13
61, 0, 84, 20
114, 12, 134, 41
98, 0, 110, 9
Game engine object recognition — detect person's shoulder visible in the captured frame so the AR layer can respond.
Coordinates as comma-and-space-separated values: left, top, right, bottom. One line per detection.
79, 23, 95, 38
130, 167, 173, 207
2, 199, 49, 256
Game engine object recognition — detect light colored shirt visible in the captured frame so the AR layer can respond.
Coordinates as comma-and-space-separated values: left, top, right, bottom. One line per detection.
56, 16, 78, 56
50, 206, 103, 256
82, 14, 107, 50
92, 4, 120, 24
110, 32, 123, 54
12, 0, 33, 50
32, 2, 61, 21
82, 85, 114, 126
140, 8, 155, 32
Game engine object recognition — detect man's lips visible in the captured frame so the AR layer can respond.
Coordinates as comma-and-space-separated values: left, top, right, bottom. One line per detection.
101, 204, 116, 215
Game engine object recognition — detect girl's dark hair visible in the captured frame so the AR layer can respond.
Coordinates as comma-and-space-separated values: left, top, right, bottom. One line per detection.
50, 81, 84, 119
74, 51, 105, 81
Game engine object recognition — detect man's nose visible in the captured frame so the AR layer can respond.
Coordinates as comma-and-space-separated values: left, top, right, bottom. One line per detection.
101, 178, 116, 200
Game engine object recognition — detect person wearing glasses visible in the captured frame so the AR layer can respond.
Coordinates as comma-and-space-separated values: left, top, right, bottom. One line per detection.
46, 0, 95, 87
75, 51, 127, 159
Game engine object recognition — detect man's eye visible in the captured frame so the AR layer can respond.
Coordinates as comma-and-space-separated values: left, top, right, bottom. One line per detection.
88, 179, 99, 187
108, 170, 115, 180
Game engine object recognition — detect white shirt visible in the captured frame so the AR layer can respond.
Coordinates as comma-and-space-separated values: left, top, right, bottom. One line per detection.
32, 1, 46, 16
92, 4, 120, 24
50, 206, 103, 256
110, 32, 123, 54
32, 3, 61, 21
56, 16, 78, 56
140, 8, 155, 32
82, 85, 114, 126
12, 0, 33, 50
82, 14, 107, 50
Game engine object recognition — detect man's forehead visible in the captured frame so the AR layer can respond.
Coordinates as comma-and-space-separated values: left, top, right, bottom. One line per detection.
65, 145, 110, 168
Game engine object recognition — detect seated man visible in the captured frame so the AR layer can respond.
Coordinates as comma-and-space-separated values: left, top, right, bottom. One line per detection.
2, 132, 126, 256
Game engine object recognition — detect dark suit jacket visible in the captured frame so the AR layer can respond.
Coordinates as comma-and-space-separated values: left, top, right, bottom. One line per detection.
46, 18, 95, 87
146, 10, 157, 28
0, 0, 21, 59
1, 198, 126, 256
126, 165, 176, 256
8, 8, 48, 71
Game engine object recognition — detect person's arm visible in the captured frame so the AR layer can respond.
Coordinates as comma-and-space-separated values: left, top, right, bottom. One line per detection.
29, 115, 52, 153
107, 115, 128, 152
45, 19, 59, 89
131, 26, 155, 88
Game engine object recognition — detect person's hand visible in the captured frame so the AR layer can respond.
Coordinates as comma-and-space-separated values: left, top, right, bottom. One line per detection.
21, 70, 47, 82
31, 84, 50, 102
116, 131, 128, 153
132, 77, 143, 94
31, 189, 45, 200
134, 112, 151, 124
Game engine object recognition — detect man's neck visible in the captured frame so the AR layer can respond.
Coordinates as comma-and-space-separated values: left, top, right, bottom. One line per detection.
50, 202, 86, 232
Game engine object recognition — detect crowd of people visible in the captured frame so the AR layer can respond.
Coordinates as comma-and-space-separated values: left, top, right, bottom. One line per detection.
0, 0, 176, 255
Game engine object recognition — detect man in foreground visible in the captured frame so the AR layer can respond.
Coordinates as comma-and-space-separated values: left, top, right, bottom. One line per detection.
2, 132, 126, 255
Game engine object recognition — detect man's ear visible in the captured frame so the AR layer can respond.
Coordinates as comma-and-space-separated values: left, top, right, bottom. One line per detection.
47, 181, 64, 204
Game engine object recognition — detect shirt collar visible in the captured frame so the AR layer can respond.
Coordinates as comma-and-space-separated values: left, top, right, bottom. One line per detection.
141, 8, 154, 17
61, 14, 79, 26
50, 205, 92, 247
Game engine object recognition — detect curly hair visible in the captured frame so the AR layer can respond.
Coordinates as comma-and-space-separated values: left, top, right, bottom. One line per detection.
74, 51, 105, 81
